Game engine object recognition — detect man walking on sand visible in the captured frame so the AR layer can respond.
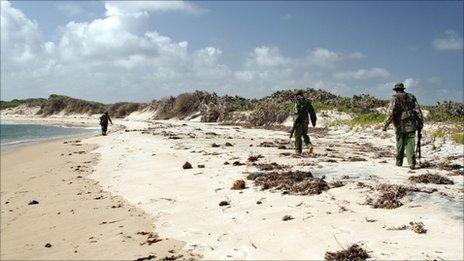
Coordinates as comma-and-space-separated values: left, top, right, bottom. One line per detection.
290, 90, 317, 155
99, 111, 113, 136
382, 83, 424, 169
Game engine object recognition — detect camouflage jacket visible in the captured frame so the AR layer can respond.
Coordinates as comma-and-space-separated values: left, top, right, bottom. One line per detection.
383, 92, 423, 133
293, 97, 317, 127
100, 114, 112, 125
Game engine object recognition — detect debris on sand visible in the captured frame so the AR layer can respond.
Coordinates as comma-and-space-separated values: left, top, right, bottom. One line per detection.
280, 152, 291, 157
197, 164, 205, 168
408, 173, 454, 185
375, 151, 395, 158
219, 200, 230, 206
450, 170, 464, 176
324, 244, 370, 261
282, 215, 294, 221
137, 231, 162, 245
231, 179, 246, 190
182, 162, 192, 169
248, 171, 329, 196
224, 161, 230, 165
346, 156, 367, 162
385, 224, 408, 231
410, 221, 427, 234
44, 243, 52, 248
211, 143, 220, 148
278, 145, 287, 149
135, 254, 157, 261
330, 181, 345, 188
225, 142, 234, 147
259, 141, 277, 148
324, 159, 338, 163
420, 161, 463, 171
370, 184, 406, 209
368, 184, 416, 209
161, 255, 184, 260
28, 200, 39, 205
365, 218, 376, 223
232, 161, 245, 166
248, 154, 264, 162
256, 162, 289, 171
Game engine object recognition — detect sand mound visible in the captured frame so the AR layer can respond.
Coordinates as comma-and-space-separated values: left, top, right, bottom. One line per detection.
324, 244, 370, 261
408, 173, 454, 185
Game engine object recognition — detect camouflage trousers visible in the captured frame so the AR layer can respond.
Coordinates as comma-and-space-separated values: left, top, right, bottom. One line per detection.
101, 124, 108, 135
294, 123, 311, 154
396, 131, 416, 167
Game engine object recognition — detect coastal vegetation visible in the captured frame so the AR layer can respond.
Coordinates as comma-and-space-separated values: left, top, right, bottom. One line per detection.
2, 89, 462, 128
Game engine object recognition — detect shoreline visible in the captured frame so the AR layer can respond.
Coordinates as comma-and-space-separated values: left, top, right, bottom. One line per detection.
0, 120, 100, 154
0, 135, 197, 260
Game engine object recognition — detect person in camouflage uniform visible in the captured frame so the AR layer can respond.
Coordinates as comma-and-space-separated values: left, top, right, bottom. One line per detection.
99, 111, 113, 136
382, 83, 424, 169
290, 90, 317, 154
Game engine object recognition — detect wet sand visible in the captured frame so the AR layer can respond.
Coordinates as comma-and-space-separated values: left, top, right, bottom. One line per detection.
0, 137, 196, 260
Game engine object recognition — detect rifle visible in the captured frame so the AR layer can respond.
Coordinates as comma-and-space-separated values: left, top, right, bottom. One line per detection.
416, 129, 422, 164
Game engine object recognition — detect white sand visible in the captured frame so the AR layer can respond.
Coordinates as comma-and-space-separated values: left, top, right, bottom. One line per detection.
82, 119, 464, 260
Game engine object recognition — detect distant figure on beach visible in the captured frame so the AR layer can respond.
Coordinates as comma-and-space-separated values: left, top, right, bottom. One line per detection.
290, 90, 317, 155
99, 111, 113, 136
382, 83, 424, 169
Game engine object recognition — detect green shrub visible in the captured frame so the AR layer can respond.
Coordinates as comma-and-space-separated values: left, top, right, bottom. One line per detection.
0, 98, 46, 109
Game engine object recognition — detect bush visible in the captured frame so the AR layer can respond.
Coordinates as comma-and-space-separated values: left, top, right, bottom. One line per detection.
426, 101, 464, 123
38, 94, 105, 116
249, 101, 290, 126
0, 98, 47, 109
106, 102, 147, 118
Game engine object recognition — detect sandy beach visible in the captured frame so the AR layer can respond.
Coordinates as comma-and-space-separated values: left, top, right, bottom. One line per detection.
0, 132, 196, 260
1, 116, 463, 260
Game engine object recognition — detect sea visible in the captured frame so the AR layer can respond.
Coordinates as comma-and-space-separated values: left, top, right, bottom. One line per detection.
0, 121, 99, 152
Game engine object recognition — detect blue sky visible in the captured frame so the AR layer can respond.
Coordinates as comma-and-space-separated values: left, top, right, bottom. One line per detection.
1, 1, 463, 104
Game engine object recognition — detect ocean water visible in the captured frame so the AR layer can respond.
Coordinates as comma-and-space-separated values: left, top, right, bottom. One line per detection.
0, 122, 98, 151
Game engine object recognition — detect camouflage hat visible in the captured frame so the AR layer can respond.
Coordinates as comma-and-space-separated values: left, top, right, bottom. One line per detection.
393, 83, 405, 90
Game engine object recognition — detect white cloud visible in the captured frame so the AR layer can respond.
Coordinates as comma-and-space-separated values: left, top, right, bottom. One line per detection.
347, 52, 366, 59
334, 68, 390, 80
247, 46, 290, 67
57, 3, 84, 16
432, 30, 463, 51
105, 1, 205, 17
1, 1, 384, 102
403, 78, 419, 89
378, 78, 419, 93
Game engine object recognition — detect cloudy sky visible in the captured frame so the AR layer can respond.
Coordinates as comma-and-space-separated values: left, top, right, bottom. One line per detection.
1, 1, 463, 104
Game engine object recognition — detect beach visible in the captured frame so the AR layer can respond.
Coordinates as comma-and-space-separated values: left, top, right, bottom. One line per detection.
0, 131, 196, 260
1, 116, 463, 260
